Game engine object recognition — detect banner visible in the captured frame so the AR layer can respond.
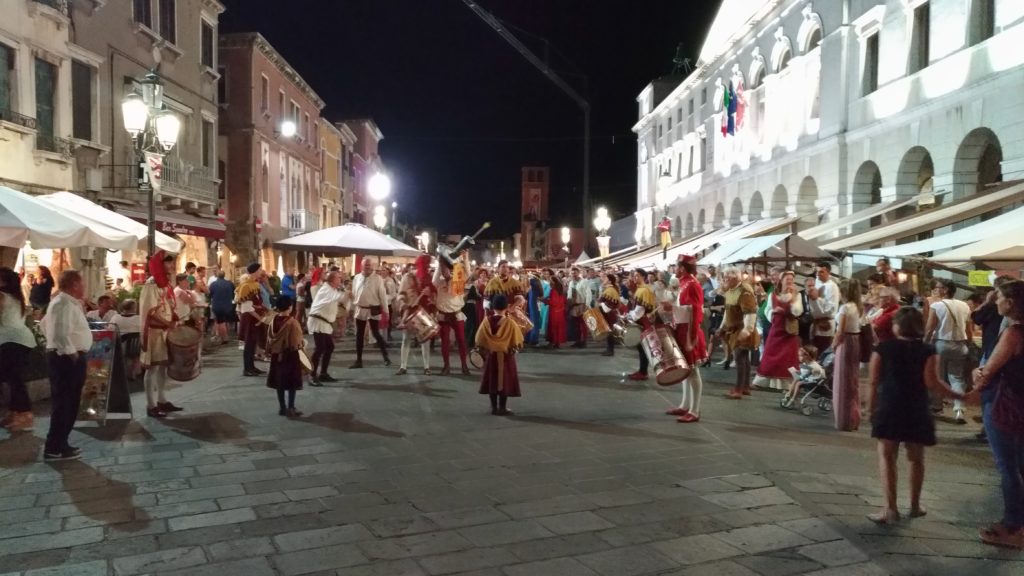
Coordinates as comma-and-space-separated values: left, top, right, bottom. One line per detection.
144, 152, 163, 194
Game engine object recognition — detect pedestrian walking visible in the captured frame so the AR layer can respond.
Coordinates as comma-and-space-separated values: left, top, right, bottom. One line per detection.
266, 296, 304, 418
924, 278, 972, 423
832, 279, 864, 431
476, 294, 523, 415
208, 271, 235, 344
41, 269, 92, 460
0, 267, 37, 433
867, 306, 962, 524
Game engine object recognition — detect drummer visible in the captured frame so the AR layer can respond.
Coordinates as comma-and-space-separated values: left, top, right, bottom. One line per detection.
599, 273, 621, 357
484, 260, 524, 315
626, 269, 658, 381
434, 255, 470, 375
139, 251, 182, 419
669, 254, 707, 423
396, 254, 434, 375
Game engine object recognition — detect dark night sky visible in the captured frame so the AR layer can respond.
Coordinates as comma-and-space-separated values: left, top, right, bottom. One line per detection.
219, 0, 719, 237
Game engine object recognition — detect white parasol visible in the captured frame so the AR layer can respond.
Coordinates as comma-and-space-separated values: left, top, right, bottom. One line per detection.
274, 223, 422, 257
0, 186, 137, 250
37, 192, 183, 253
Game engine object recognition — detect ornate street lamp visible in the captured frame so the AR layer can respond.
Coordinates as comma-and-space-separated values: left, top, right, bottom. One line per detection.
373, 205, 387, 231
121, 71, 181, 257
593, 206, 612, 264
368, 172, 391, 202
560, 226, 571, 269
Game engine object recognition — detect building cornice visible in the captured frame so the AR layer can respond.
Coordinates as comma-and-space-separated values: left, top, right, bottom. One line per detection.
220, 32, 325, 110
201, 0, 226, 16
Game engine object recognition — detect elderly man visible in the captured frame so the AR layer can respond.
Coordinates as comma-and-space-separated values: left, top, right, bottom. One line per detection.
807, 262, 841, 354
350, 257, 391, 368
41, 269, 93, 460
307, 271, 346, 385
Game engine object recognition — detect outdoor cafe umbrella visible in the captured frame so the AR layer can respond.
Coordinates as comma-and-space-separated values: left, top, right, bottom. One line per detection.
274, 223, 422, 257
37, 192, 183, 253
0, 186, 137, 250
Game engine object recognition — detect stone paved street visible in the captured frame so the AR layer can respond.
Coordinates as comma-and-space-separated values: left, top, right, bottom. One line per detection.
1, 339, 1020, 576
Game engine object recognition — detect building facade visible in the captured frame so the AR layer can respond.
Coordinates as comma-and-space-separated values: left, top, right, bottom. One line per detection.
219, 32, 324, 274
72, 0, 226, 270
633, 0, 1024, 246
319, 118, 343, 230
340, 118, 384, 226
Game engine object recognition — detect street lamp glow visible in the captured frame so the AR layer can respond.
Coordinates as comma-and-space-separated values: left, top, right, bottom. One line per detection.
368, 172, 392, 201
593, 206, 611, 235
560, 226, 571, 246
154, 112, 181, 151
279, 120, 296, 138
121, 93, 148, 137
391, 201, 397, 209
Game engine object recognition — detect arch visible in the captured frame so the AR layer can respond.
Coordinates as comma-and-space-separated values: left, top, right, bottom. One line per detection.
712, 202, 726, 229
748, 47, 766, 89
697, 208, 706, 232
771, 28, 794, 73
954, 127, 1002, 200
796, 176, 819, 229
769, 185, 788, 218
852, 161, 883, 231
748, 191, 764, 221
895, 147, 934, 203
684, 212, 695, 236
674, 215, 683, 237
798, 5, 824, 53
729, 197, 744, 226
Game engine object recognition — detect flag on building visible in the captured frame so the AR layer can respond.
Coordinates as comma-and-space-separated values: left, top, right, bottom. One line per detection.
734, 77, 746, 130
727, 78, 738, 136
720, 81, 732, 136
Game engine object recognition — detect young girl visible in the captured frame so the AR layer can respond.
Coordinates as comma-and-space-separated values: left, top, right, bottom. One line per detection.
476, 294, 524, 415
266, 296, 305, 418
782, 345, 825, 406
867, 306, 962, 524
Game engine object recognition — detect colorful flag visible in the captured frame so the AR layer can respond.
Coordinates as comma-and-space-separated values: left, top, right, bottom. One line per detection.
727, 79, 737, 135
734, 77, 746, 130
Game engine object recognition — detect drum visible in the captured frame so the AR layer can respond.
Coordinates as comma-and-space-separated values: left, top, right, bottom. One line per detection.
640, 326, 691, 386
166, 325, 202, 382
621, 323, 643, 348
298, 349, 313, 374
583, 307, 611, 341
510, 308, 534, 336
470, 348, 484, 369
403, 306, 440, 343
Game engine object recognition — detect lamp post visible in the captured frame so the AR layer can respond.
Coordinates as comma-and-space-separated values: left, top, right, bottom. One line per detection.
121, 71, 181, 258
560, 226, 571, 269
593, 206, 611, 267
373, 205, 387, 231
390, 201, 398, 237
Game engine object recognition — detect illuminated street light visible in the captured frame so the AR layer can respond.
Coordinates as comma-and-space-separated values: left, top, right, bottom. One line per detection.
373, 205, 387, 230
594, 206, 612, 261
279, 120, 297, 138
368, 172, 392, 202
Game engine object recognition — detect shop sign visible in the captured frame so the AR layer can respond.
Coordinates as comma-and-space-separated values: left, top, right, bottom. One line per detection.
968, 270, 993, 287
157, 220, 225, 239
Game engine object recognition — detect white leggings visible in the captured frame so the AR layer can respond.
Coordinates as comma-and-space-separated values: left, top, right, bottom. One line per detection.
145, 365, 167, 407
400, 333, 430, 370
678, 367, 704, 415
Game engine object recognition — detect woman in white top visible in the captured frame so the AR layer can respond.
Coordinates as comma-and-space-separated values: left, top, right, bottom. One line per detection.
0, 267, 39, 432
832, 279, 864, 432
923, 278, 972, 423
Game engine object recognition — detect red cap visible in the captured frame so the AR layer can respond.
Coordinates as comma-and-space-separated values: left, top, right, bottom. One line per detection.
678, 254, 697, 266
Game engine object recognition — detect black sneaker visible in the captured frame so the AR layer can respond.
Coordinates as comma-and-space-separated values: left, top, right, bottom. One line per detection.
318, 374, 338, 383
44, 449, 81, 461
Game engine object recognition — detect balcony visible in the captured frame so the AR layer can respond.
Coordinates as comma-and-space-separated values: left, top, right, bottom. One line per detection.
160, 157, 219, 207
35, 133, 74, 157
0, 108, 38, 131
289, 209, 319, 236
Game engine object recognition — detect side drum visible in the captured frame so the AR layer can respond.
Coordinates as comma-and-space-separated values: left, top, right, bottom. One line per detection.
652, 326, 691, 386
404, 307, 440, 343
621, 324, 643, 348
166, 325, 202, 382
583, 307, 611, 341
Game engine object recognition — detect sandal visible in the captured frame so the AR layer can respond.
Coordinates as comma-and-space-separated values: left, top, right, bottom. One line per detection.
867, 509, 900, 525
980, 523, 1024, 548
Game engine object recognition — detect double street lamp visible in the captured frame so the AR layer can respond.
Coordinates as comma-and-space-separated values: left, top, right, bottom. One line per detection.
121, 71, 181, 258
593, 206, 612, 264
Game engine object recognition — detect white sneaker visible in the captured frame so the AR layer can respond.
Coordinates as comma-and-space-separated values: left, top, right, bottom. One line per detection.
954, 409, 967, 424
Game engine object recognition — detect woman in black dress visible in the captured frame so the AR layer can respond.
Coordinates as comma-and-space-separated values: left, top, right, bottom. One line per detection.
266, 296, 305, 417
867, 306, 962, 524
29, 265, 54, 312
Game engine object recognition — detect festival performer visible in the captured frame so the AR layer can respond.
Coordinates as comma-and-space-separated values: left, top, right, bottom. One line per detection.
599, 273, 621, 357
752, 270, 803, 390
350, 257, 391, 368
476, 294, 524, 416
525, 275, 543, 346
483, 260, 524, 314
627, 269, 659, 381
542, 269, 567, 348
567, 267, 590, 347
139, 252, 182, 418
236, 263, 268, 377
718, 266, 760, 399
434, 255, 470, 375
266, 295, 305, 417
397, 255, 434, 375
306, 271, 346, 386
668, 255, 707, 423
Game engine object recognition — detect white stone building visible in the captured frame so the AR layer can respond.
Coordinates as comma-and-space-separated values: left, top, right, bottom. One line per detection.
633, 0, 1024, 247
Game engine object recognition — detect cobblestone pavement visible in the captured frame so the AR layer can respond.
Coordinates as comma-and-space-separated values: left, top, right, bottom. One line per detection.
1, 338, 1020, 576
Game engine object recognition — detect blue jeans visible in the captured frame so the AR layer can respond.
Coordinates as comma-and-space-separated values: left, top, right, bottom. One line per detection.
984, 393, 1024, 530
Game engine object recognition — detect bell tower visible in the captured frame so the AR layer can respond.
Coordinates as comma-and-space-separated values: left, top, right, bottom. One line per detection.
520, 167, 550, 262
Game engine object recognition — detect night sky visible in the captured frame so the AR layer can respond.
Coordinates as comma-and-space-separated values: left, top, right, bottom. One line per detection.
219, 0, 718, 237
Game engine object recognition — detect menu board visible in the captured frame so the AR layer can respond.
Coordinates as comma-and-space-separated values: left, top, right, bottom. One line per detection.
78, 326, 132, 423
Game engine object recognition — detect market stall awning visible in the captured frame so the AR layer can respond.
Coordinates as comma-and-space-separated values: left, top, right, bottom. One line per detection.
118, 208, 226, 240
927, 235, 1024, 267
821, 181, 1024, 251
699, 233, 832, 266
274, 223, 422, 257
39, 192, 183, 253
799, 196, 926, 241
576, 244, 638, 267
0, 186, 137, 250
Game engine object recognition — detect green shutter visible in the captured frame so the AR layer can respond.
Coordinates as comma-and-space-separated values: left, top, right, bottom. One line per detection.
35, 58, 55, 140
0, 45, 10, 113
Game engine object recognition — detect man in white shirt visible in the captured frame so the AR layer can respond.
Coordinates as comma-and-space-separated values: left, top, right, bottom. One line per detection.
924, 278, 972, 423
586, 268, 602, 308
567, 267, 590, 347
117, 260, 133, 290
350, 257, 391, 368
172, 273, 196, 327
435, 258, 469, 375
807, 261, 841, 353
307, 271, 346, 385
42, 269, 92, 461
110, 299, 142, 335
85, 295, 117, 323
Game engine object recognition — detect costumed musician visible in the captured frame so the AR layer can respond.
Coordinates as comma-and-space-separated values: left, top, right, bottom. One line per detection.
236, 263, 268, 377
668, 254, 706, 423
139, 252, 183, 418
718, 266, 760, 399
599, 274, 621, 357
483, 260, 524, 316
306, 270, 346, 386
434, 252, 471, 375
397, 254, 434, 375
475, 293, 524, 416
626, 269, 659, 381
350, 257, 392, 368
266, 295, 305, 417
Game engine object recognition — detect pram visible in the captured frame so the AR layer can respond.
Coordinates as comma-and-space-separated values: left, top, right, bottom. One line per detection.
780, 349, 835, 416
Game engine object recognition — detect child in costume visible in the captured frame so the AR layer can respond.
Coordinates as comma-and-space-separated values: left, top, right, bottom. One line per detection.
476, 294, 524, 415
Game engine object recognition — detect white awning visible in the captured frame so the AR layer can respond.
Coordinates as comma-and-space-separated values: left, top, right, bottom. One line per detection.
623, 216, 799, 270
928, 235, 1024, 267
821, 181, 1024, 251
799, 196, 923, 241
851, 204, 1024, 258
699, 233, 832, 266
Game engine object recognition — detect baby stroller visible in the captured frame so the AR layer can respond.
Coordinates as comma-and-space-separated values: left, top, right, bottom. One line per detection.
780, 349, 835, 416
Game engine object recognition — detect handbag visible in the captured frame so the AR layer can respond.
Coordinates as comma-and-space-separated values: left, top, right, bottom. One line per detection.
858, 322, 875, 363
784, 316, 800, 336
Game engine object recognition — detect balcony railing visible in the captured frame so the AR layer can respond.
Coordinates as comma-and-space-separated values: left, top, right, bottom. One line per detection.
35, 133, 74, 157
33, 0, 69, 12
288, 209, 319, 236
160, 157, 219, 205
0, 108, 38, 130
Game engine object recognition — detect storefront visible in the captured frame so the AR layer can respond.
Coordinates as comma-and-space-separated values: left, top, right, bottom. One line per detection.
116, 208, 226, 274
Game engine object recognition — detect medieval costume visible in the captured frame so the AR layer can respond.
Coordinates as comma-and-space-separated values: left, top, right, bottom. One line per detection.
753, 274, 803, 390
545, 277, 568, 348
139, 251, 181, 418
669, 255, 707, 422
627, 275, 659, 381
599, 280, 621, 356
306, 274, 347, 385
435, 258, 470, 375
568, 273, 590, 347
236, 263, 267, 376
397, 255, 434, 375
476, 294, 524, 415
721, 278, 760, 399
525, 276, 543, 346
464, 280, 482, 346
350, 264, 391, 368
266, 296, 304, 417
484, 270, 524, 313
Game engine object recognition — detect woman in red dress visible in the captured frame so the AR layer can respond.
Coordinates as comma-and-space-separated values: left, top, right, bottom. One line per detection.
542, 269, 567, 349
753, 270, 803, 390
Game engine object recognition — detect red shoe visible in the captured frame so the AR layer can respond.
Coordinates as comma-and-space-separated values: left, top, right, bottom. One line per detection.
627, 371, 649, 381
665, 407, 688, 416
725, 390, 743, 400
677, 413, 700, 423
742, 388, 752, 396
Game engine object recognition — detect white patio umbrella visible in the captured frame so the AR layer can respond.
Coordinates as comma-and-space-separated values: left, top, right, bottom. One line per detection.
37, 192, 183, 253
274, 223, 422, 257
0, 186, 137, 250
